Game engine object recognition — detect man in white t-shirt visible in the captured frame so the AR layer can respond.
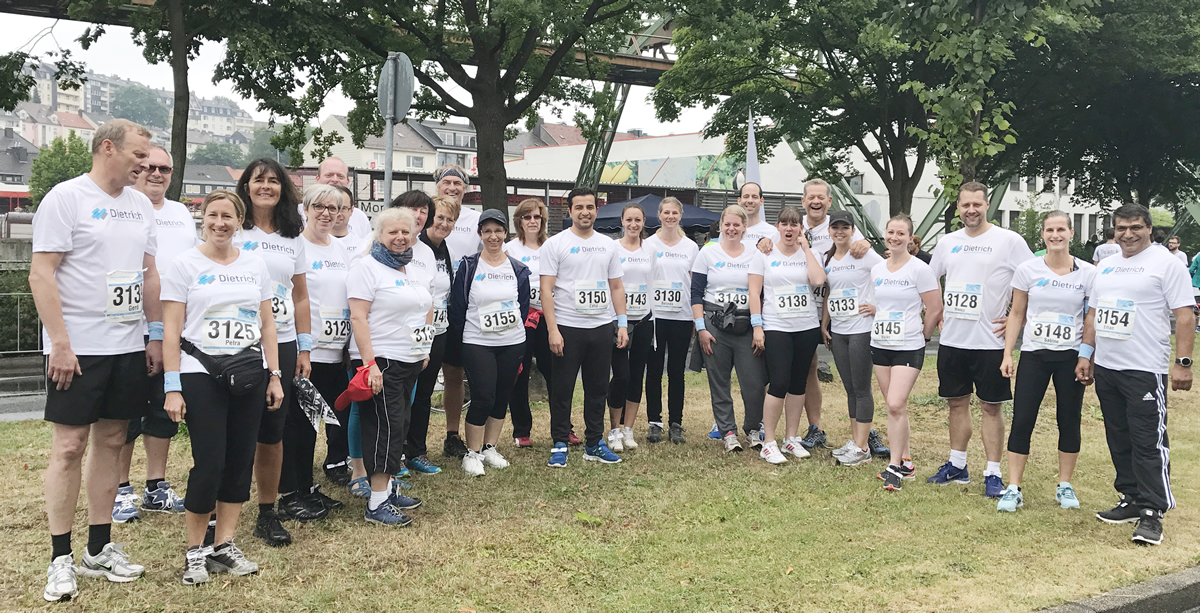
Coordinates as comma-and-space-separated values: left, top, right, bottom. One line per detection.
1167, 235, 1188, 267
927, 181, 1035, 498
541, 187, 629, 467
736, 182, 779, 247
113, 146, 198, 523
31, 119, 161, 600
1076, 204, 1193, 546
316, 157, 372, 238
1092, 227, 1119, 264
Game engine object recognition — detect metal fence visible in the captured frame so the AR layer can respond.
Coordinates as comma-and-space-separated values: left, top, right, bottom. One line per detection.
0, 292, 45, 395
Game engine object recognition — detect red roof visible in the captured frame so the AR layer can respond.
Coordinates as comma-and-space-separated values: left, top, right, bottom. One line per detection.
55, 112, 93, 130
541, 122, 638, 146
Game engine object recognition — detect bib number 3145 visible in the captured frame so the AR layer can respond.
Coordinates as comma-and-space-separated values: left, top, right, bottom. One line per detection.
871, 311, 905, 347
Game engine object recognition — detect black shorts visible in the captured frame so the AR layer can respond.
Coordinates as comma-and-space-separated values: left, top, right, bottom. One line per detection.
937, 345, 1011, 403
45, 352, 149, 426
871, 347, 925, 370
442, 332, 464, 368
257, 340, 298, 445
125, 371, 180, 442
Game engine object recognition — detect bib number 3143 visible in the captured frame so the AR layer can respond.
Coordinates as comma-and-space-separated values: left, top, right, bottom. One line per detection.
943, 281, 982, 321
1095, 297, 1136, 340
574, 280, 610, 315
106, 269, 144, 323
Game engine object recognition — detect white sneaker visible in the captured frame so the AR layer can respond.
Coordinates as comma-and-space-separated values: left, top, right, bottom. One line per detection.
608, 428, 625, 452
745, 429, 765, 450
782, 437, 811, 459
759, 441, 788, 465
78, 543, 144, 582
462, 451, 485, 477
480, 445, 510, 469
44, 554, 77, 601
831, 440, 856, 457
622, 427, 638, 450
722, 431, 744, 453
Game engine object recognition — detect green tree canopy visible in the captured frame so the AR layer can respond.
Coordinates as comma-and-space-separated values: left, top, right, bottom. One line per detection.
29, 131, 92, 207
111, 84, 169, 128
247, 129, 288, 165
188, 142, 245, 168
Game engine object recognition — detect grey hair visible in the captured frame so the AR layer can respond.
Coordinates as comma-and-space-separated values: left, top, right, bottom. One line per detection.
303, 183, 344, 210
152, 145, 173, 166
803, 178, 831, 197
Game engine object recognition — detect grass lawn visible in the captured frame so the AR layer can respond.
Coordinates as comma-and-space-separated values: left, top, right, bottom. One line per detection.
1, 363, 1198, 612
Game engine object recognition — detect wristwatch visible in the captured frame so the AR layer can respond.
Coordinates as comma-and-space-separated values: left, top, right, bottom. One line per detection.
269, 369, 283, 379
1176, 357, 1192, 368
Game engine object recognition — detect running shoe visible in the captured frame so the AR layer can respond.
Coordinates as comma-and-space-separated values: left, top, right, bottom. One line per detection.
513, 436, 533, 448
996, 485, 1023, 512
1096, 496, 1140, 524
443, 435, 469, 458
391, 476, 413, 490
278, 491, 328, 522
607, 428, 625, 453
759, 441, 788, 465
182, 546, 210, 585
867, 429, 891, 458
1056, 483, 1080, 509
781, 436, 810, 459
253, 509, 292, 547
830, 440, 855, 458
926, 462, 970, 485
206, 541, 258, 576
323, 462, 352, 486
745, 428, 765, 450
881, 466, 904, 491
112, 485, 141, 524
462, 450, 486, 477
142, 480, 186, 514
722, 431, 744, 453
396, 464, 411, 479
669, 423, 686, 445
1132, 510, 1163, 546
837, 446, 871, 466
568, 430, 583, 445
78, 543, 144, 582
584, 440, 622, 464
708, 423, 721, 440
348, 477, 371, 499
800, 425, 827, 449
647, 423, 663, 444
43, 554, 77, 601
984, 475, 1006, 499
388, 491, 423, 511
896, 460, 916, 480
481, 445, 510, 469
365, 502, 412, 527
622, 427, 639, 450
547, 442, 568, 468
307, 484, 344, 511
408, 456, 442, 474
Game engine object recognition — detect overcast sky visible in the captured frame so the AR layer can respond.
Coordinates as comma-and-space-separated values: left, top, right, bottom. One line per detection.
2, 15, 713, 137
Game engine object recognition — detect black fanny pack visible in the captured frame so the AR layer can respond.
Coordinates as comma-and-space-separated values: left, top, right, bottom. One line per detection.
181, 339, 267, 396
704, 302, 751, 335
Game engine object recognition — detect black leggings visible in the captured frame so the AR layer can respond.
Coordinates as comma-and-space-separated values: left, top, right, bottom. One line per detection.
408, 332, 448, 458
353, 357, 423, 476
280, 362, 348, 495
551, 324, 615, 447
257, 340, 297, 445
763, 328, 823, 399
646, 319, 692, 425
608, 318, 655, 411
462, 342, 525, 428
181, 372, 266, 514
1008, 349, 1084, 455
509, 316, 553, 438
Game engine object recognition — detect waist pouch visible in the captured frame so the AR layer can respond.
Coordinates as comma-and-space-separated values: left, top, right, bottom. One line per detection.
181, 339, 267, 396
704, 301, 751, 335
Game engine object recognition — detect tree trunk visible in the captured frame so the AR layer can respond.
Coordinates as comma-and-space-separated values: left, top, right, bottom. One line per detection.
166, 0, 190, 202
471, 107, 510, 214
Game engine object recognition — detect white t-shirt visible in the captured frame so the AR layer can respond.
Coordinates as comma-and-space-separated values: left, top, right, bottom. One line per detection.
347, 208, 372, 239
345, 257, 434, 363
742, 220, 779, 249
151, 200, 199, 274
160, 249, 273, 374
237, 227, 306, 343
1092, 243, 1120, 264
870, 257, 939, 351
33, 174, 158, 356
646, 233, 699, 322
339, 233, 368, 266
802, 215, 866, 311
1011, 257, 1094, 353
929, 225, 1035, 350
759, 247, 821, 332
301, 235, 351, 364
409, 240, 452, 335
463, 258, 525, 347
825, 249, 884, 335
1091, 246, 1194, 374
1172, 249, 1189, 266
540, 229, 624, 329
616, 241, 655, 322
445, 206, 483, 270
504, 239, 542, 309
691, 243, 764, 309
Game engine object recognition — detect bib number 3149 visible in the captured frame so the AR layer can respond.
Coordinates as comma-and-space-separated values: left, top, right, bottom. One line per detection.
106, 269, 144, 323
574, 280, 610, 315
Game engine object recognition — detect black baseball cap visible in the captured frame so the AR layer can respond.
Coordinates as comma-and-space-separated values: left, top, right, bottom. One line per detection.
478, 209, 508, 230
828, 210, 854, 227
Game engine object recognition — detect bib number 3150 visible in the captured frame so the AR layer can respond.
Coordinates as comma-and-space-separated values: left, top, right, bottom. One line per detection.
574, 280, 610, 315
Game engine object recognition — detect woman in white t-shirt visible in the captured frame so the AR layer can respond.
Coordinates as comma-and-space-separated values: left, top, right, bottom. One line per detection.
748, 206, 826, 464
691, 204, 768, 453
870, 215, 942, 492
161, 189, 282, 584
449, 210, 531, 476
996, 211, 1094, 512
820, 211, 886, 467
347, 208, 434, 526
503, 198, 554, 448
606, 203, 656, 452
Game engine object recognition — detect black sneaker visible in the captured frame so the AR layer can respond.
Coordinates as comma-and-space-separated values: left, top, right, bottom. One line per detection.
646, 423, 663, 443
881, 465, 903, 491
278, 492, 329, 522
669, 423, 686, 445
443, 435, 468, 459
800, 425, 827, 449
1096, 496, 1141, 524
253, 509, 292, 547
1131, 509, 1163, 545
867, 429, 891, 458
323, 462, 351, 487
307, 485, 344, 512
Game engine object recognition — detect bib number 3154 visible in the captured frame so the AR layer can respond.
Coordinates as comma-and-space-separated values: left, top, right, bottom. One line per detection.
1095, 297, 1136, 340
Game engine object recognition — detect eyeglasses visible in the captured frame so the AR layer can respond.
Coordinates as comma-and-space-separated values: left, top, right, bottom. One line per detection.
521, 214, 543, 221
147, 165, 172, 175
310, 204, 350, 214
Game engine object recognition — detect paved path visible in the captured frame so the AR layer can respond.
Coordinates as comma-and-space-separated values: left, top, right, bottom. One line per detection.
0, 394, 43, 422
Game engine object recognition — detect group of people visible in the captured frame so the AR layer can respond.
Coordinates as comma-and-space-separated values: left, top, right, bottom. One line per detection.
31, 118, 1191, 601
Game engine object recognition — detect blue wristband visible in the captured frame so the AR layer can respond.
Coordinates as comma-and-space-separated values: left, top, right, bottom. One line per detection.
1078, 344, 1095, 360
617, 314, 628, 328
751, 314, 763, 327
164, 371, 182, 393
297, 333, 313, 352
147, 321, 164, 341
694, 317, 706, 332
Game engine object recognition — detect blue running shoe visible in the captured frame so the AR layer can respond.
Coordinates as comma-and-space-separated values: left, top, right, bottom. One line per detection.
709, 424, 721, 440
984, 474, 1005, 498
388, 491, 422, 511
396, 465, 411, 479
867, 429, 891, 458
996, 485, 1023, 512
112, 485, 140, 523
365, 502, 412, 527
584, 440, 622, 464
142, 480, 186, 513
800, 424, 827, 449
408, 456, 442, 475
1056, 483, 1080, 509
926, 461, 970, 485
348, 477, 370, 499
547, 442, 568, 468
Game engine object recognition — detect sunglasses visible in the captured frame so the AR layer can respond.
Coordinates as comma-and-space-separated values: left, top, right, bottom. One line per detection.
520, 214, 543, 221
146, 165, 173, 175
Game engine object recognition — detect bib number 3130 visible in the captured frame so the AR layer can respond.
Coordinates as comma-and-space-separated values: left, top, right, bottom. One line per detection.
106, 269, 144, 323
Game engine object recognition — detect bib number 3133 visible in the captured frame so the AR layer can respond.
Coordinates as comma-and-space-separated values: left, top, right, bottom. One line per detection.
826, 288, 859, 321
1095, 297, 1136, 340
106, 269, 144, 323
574, 280, 610, 315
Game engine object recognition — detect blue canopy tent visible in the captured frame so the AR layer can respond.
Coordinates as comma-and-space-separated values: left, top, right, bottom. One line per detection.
560, 194, 720, 232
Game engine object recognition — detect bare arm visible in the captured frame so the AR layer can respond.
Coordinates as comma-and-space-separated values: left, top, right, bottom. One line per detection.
1075, 307, 1096, 385
291, 273, 312, 378
143, 254, 164, 375
29, 252, 80, 390
1172, 306, 1194, 391
920, 285, 943, 341
609, 276, 628, 350
1000, 289, 1027, 378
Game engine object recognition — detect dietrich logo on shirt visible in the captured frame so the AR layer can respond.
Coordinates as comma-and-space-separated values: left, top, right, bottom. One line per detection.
312, 261, 323, 270
876, 278, 911, 287
714, 261, 749, 270
312, 260, 346, 271
1035, 278, 1086, 290
242, 241, 260, 251
157, 219, 188, 228
520, 256, 532, 263
198, 274, 216, 285
657, 251, 691, 260
620, 257, 626, 263
91, 208, 108, 220
568, 246, 607, 255
1101, 266, 1144, 275
770, 260, 807, 268
826, 264, 856, 274
205, 273, 257, 284
394, 280, 406, 287
475, 271, 516, 281
950, 245, 993, 254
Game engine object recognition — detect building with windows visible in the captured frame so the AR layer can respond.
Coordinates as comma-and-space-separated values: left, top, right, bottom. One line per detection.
183, 95, 255, 137
181, 164, 239, 204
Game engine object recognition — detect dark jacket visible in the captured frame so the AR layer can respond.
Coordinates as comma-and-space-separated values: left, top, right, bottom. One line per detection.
448, 253, 531, 342
420, 231, 454, 287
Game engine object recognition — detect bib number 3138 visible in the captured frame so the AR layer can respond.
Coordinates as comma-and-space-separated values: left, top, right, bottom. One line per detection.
106, 269, 144, 323
574, 280, 610, 315
1095, 297, 1136, 340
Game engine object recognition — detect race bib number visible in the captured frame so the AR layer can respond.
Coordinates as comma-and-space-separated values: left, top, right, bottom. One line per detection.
270, 280, 295, 326
774, 284, 814, 318
529, 286, 541, 309
943, 281, 983, 320
409, 324, 436, 356
811, 284, 829, 302
626, 284, 649, 319
714, 287, 749, 309
826, 288, 859, 321
1029, 312, 1075, 349
872, 311, 905, 347
574, 280, 610, 315
317, 306, 351, 349
652, 280, 685, 313
432, 299, 449, 334
480, 300, 521, 334
1095, 296, 1136, 340
105, 269, 144, 323
201, 304, 260, 355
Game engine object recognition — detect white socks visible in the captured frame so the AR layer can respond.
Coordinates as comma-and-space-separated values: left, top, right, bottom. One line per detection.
368, 489, 389, 511
984, 461, 1002, 477
948, 449, 968, 469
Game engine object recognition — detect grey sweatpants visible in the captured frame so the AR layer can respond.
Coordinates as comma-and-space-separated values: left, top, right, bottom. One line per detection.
701, 323, 767, 435
830, 331, 875, 423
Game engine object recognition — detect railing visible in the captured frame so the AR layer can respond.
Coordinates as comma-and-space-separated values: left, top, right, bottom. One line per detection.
0, 292, 46, 395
